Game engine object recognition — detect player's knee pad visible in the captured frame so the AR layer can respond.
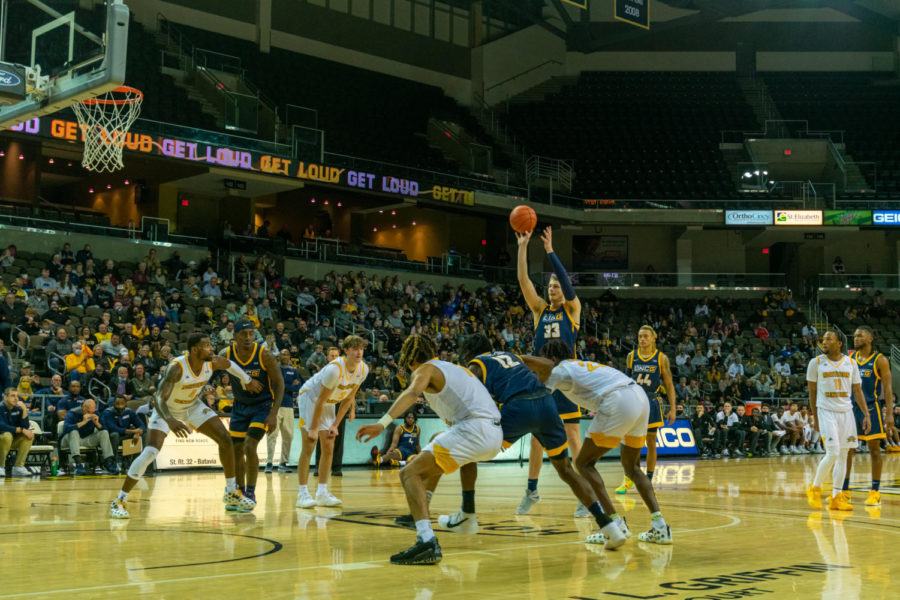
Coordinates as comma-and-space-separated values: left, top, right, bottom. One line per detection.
247, 427, 266, 442
127, 446, 160, 480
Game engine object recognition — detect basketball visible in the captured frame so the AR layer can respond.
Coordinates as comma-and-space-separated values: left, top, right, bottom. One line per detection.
509, 205, 537, 233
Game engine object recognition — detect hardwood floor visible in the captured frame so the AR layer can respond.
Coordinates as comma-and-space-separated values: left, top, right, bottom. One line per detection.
1, 454, 897, 599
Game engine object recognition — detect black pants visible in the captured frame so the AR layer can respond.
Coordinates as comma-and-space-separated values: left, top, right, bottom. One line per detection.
315, 417, 345, 474
745, 430, 761, 453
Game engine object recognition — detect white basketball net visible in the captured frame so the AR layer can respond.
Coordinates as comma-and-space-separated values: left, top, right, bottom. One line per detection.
71, 86, 143, 173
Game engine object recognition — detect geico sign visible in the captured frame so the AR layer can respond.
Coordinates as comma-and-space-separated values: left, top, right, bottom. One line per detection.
654, 426, 696, 448
874, 211, 900, 225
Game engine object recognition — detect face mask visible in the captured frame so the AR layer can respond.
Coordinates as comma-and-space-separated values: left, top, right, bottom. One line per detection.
74, 348, 82, 355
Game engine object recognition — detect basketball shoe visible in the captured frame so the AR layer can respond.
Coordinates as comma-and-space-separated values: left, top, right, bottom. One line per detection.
615, 476, 634, 494
390, 537, 442, 565
437, 509, 478, 534
515, 489, 541, 515
109, 500, 129, 519
828, 493, 853, 511
806, 484, 823, 510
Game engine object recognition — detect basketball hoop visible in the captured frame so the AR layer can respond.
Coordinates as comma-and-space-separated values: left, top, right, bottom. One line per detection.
71, 85, 143, 173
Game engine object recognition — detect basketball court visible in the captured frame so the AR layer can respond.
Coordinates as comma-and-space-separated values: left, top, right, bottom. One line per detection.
1, 456, 897, 599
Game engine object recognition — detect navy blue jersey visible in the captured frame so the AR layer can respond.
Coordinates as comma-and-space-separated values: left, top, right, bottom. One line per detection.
533, 304, 578, 355
627, 349, 663, 398
280, 365, 301, 408
227, 342, 273, 405
397, 424, 420, 456
852, 351, 883, 405
469, 351, 546, 404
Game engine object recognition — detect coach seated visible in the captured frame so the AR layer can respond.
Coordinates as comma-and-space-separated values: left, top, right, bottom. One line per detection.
61, 398, 118, 475
34, 373, 65, 430
100, 396, 144, 462
0, 388, 34, 478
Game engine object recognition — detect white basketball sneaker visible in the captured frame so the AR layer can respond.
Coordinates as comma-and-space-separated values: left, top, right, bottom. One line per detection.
638, 524, 673, 545
601, 521, 627, 549
615, 516, 632, 539
296, 490, 316, 508
315, 490, 342, 507
437, 509, 479, 534
109, 500, 130, 519
574, 502, 591, 518
515, 489, 541, 515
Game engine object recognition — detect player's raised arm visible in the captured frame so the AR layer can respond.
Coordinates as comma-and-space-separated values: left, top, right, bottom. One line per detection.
541, 226, 581, 321
153, 361, 190, 438
356, 363, 437, 442
517, 230, 546, 318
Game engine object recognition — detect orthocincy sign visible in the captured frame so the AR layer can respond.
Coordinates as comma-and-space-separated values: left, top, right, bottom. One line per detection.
725, 210, 773, 226
873, 211, 900, 225
774, 210, 823, 226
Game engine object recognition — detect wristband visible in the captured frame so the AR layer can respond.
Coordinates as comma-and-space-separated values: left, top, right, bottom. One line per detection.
377, 414, 393, 428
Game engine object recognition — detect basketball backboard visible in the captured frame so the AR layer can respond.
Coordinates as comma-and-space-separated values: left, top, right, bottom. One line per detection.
0, 0, 129, 129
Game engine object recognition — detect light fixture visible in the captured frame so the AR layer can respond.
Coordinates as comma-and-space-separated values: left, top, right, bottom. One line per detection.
392, 224, 396, 229
372, 227, 377, 232
0, 151, 4, 157
106, 184, 112, 189
337, 202, 342, 207
18, 154, 24, 160
324, 200, 329, 205
378, 210, 383, 213
48, 158, 54, 164
124, 179, 130, 185
311, 198, 316, 203
743, 172, 752, 178
412, 221, 416, 226
89, 188, 94, 193
391, 210, 396, 215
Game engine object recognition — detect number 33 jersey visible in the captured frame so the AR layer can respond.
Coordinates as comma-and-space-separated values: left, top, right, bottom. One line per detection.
533, 304, 578, 355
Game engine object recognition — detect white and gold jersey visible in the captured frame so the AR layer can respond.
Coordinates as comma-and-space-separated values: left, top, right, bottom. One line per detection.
422, 360, 499, 425
806, 354, 861, 413
298, 356, 368, 406
168, 354, 213, 407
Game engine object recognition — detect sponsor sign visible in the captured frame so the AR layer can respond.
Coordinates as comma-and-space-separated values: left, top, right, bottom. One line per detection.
873, 210, 900, 226
0, 62, 26, 105
823, 210, 872, 226
156, 417, 285, 470
725, 210, 773, 226
6, 115, 474, 204
774, 210, 823, 226
641, 418, 698, 456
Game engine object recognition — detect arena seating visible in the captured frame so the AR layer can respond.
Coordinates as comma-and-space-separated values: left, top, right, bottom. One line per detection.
764, 72, 900, 202
505, 72, 759, 201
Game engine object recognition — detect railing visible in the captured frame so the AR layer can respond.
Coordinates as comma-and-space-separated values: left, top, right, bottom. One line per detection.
817, 274, 900, 290
526, 156, 574, 206
561, 272, 786, 289
323, 152, 528, 198
891, 345, 900, 369
721, 121, 845, 145
483, 59, 563, 97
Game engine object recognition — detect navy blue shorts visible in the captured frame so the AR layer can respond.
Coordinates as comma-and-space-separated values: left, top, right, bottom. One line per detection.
647, 397, 663, 429
230, 400, 273, 440
553, 389, 582, 423
501, 395, 569, 459
853, 402, 886, 441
